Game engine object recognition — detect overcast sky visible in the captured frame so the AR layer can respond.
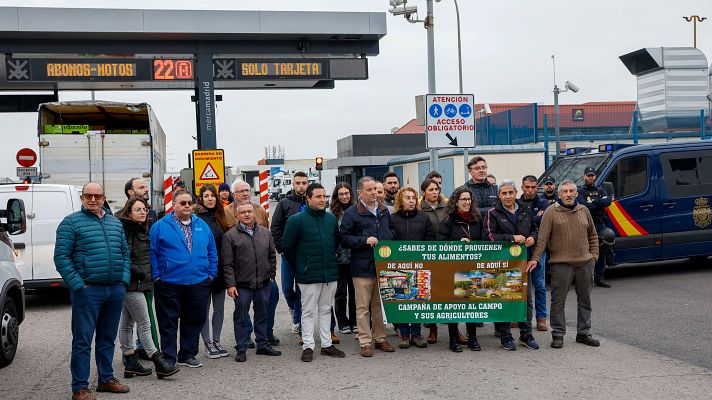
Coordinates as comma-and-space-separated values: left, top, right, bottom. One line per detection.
1, 0, 710, 178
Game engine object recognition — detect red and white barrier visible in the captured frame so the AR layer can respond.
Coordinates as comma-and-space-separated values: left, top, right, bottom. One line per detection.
259, 170, 269, 217
164, 176, 176, 213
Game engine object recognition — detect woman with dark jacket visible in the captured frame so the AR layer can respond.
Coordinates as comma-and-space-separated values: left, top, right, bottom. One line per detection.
330, 183, 357, 334
436, 186, 482, 352
483, 179, 539, 351
390, 187, 435, 349
419, 178, 449, 344
118, 196, 178, 378
194, 184, 231, 359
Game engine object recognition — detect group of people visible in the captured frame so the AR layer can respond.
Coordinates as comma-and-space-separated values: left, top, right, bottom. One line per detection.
55, 156, 611, 400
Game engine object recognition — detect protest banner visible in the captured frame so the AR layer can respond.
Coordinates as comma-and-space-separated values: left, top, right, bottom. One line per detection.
374, 241, 527, 324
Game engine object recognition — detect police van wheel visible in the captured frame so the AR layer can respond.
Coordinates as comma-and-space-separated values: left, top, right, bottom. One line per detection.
0, 297, 19, 368
690, 256, 710, 265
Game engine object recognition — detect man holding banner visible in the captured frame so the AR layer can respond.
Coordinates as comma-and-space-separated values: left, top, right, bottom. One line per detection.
484, 179, 539, 351
340, 176, 395, 357
527, 180, 600, 349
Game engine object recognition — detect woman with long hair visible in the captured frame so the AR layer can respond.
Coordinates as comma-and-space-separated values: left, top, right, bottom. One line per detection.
389, 187, 434, 349
194, 184, 231, 358
420, 178, 449, 344
330, 182, 357, 334
118, 196, 178, 378
436, 186, 483, 353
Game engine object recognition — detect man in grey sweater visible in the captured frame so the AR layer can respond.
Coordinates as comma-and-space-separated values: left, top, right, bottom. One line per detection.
527, 180, 600, 349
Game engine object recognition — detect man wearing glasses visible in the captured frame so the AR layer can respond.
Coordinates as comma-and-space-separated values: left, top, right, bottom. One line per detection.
150, 189, 218, 369
225, 180, 269, 228
225, 179, 281, 347
55, 183, 132, 400
464, 156, 498, 216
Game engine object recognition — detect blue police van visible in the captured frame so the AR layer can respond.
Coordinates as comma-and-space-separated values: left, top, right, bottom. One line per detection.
540, 141, 712, 265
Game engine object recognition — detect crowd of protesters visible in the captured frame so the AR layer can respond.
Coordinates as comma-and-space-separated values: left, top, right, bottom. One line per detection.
55, 156, 608, 399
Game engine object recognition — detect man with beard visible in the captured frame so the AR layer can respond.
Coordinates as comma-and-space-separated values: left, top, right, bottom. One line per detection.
271, 171, 309, 335
382, 172, 400, 208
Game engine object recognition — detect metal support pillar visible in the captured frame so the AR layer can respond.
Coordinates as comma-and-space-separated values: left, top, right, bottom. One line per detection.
426, 0, 438, 172
543, 114, 550, 169
196, 52, 217, 149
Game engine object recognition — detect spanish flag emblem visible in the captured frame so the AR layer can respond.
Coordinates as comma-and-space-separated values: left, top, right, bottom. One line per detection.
605, 201, 649, 237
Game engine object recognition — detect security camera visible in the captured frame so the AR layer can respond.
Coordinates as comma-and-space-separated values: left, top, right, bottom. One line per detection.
483, 103, 492, 114
565, 81, 580, 93
389, 0, 406, 6
389, 5, 418, 16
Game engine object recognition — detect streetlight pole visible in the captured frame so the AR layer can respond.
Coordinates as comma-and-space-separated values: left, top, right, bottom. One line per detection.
454, 0, 469, 176
426, 0, 438, 172
552, 55, 560, 160
553, 83, 561, 160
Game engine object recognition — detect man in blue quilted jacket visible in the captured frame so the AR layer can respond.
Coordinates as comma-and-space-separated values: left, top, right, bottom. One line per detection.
55, 182, 132, 400
150, 189, 218, 369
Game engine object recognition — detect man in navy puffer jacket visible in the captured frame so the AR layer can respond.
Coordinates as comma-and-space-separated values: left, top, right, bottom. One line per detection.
55, 182, 131, 399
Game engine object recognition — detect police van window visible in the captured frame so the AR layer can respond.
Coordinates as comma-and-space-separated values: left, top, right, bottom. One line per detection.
663, 152, 712, 197
604, 155, 648, 198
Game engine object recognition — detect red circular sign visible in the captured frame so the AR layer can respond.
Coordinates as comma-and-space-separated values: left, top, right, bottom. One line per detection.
16, 148, 37, 168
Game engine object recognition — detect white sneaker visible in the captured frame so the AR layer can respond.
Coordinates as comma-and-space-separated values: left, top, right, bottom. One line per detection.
291, 323, 301, 334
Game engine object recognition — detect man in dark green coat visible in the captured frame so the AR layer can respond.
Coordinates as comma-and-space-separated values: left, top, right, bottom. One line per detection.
282, 183, 344, 362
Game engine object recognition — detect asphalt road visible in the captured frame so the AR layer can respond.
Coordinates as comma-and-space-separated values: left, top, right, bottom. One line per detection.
1, 257, 711, 399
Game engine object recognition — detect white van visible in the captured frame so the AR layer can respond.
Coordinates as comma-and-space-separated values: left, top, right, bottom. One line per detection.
0, 184, 81, 289
0, 197, 28, 368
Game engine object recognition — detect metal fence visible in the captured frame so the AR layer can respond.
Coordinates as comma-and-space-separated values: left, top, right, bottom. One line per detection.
475, 104, 711, 146
476, 103, 537, 145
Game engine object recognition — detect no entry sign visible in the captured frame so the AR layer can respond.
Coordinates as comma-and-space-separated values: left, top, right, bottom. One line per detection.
425, 94, 475, 149
16, 148, 37, 167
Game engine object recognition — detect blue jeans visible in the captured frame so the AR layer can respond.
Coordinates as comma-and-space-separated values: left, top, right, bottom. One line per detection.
70, 283, 126, 392
233, 285, 271, 352
245, 280, 279, 341
280, 256, 301, 324
533, 251, 548, 319
153, 280, 212, 365
399, 323, 422, 337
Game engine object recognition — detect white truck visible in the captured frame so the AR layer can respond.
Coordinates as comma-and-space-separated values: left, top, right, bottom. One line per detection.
37, 101, 167, 214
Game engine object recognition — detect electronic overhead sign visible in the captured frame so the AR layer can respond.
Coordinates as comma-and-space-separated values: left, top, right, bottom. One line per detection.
213, 59, 328, 80
212, 58, 368, 80
5, 57, 367, 83
6, 58, 194, 81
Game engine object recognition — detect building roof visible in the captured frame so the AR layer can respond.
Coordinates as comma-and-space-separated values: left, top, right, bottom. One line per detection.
388, 144, 546, 165
0, 7, 387, 41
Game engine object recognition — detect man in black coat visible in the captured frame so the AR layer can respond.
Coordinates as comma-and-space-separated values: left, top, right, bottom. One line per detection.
270, 171, 308, 333
578, 167, 613, 288
340, 176, 395, 357
464, 156, 498, 216
483, 179, 539, 351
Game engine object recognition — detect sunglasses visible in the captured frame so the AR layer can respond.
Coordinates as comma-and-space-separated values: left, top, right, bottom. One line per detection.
82, 194, 105, 200
176, 200, 193, 206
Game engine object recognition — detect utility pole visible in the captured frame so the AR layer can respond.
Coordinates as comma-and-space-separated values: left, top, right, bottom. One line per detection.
426, 0, 438, 172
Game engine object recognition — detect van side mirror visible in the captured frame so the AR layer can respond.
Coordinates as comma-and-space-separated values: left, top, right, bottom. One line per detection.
0, 199, 27, 235
602, 182, 615, 200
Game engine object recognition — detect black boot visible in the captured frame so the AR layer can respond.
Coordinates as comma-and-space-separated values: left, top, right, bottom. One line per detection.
152, 352, 180, 379
466, 324, 481, 351
124, 353, 152, 378
595, 275, 612, 288
447, 324, 462, 352
448, 335, 463, 352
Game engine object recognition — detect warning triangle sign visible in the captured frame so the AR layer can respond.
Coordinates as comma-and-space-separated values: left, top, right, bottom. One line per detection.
199, 163, 220, 180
